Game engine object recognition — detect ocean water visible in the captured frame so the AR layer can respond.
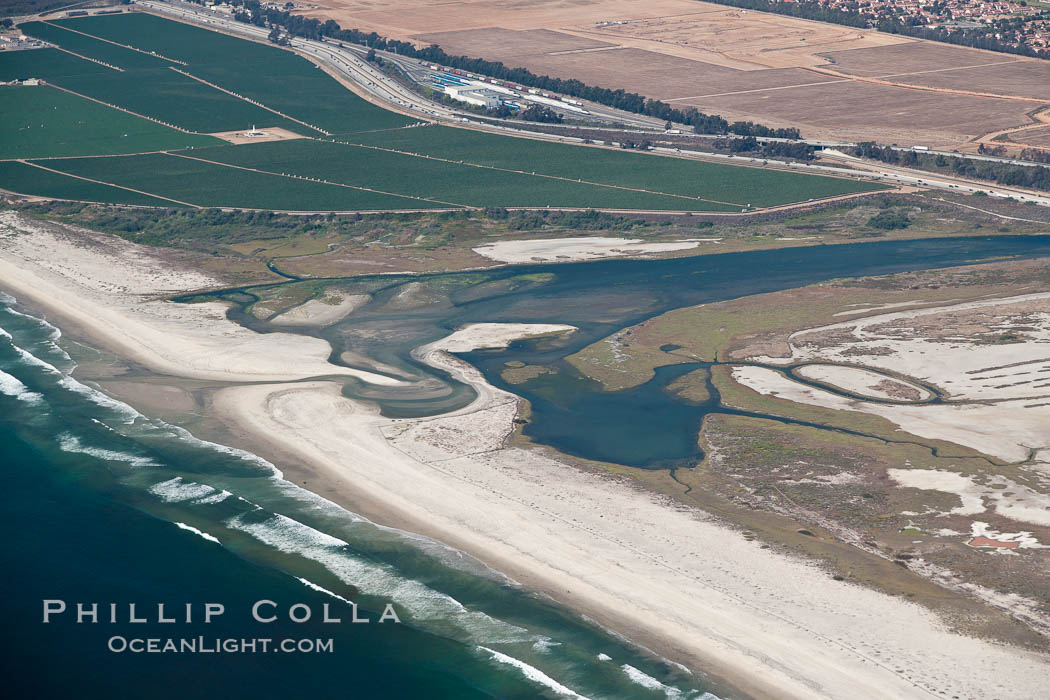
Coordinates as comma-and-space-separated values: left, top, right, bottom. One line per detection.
0, 295, 718, 699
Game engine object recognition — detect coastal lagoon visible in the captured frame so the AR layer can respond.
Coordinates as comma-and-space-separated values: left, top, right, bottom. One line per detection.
196, 235, 1050, 467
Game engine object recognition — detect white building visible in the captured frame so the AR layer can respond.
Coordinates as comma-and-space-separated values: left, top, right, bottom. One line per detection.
443, 85, 502, 109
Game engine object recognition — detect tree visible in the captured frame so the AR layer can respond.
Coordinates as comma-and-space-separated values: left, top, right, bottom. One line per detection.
520, 104, 563, 124
868, 210, 911, 230
729, 136, 759, 153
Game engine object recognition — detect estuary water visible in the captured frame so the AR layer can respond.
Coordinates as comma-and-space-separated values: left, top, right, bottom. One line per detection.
196, 234, 1050, 467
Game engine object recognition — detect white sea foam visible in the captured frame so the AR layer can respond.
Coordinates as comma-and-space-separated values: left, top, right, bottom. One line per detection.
175, 522, 221, 544
2, 305, 73, 363
58, 433, 159, 467
225, 512, 535, 644
57, 375, 141, 423
2, 312, 146, 424
90, 418, 115, 432
2, 334, 139, 422
272, 480, 512, 583
165, 424, 282, 478
0, 368, 44, 404
271, 479, 368, 522
192, 490, 232, 505
479, 646, 589, 699
7, 341, 55, 372
297, 577, 354, 605
621, 665, 686, 699
149, 477, 218, 503
532, 638, 560, 654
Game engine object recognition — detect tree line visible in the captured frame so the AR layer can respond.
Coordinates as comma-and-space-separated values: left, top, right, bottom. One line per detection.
852, 142, 1050, 192
208, 0, 801, 138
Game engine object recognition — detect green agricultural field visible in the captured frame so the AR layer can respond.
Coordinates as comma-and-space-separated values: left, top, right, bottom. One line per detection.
2, 45, 310, 135
189, 139, 737, 211
35, 153, 448, 211
2, 12, 888, 212
51, 13, 414, 135
0, 46, 111, 82
18, 21, 173, 71
341, 126, 881, 207
0, 161, 179, 207
0, 85, 220, 159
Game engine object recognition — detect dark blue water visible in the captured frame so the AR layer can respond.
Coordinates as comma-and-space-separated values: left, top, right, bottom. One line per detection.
501, 363, 710, 468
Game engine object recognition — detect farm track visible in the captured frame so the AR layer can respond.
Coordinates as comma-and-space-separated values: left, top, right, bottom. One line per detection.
50, 46, 123, 71
325, 137, 748, 208
17, 159, 200, 207
169, 68, 332, 136
41, 82, 202, 135
39, 20, 188, 65
803, 65, 1050, 106
977, 106, 1050, 148
163, 151, 473, 209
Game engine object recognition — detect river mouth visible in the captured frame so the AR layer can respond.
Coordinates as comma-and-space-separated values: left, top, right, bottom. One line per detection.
181, 235, 1050, 469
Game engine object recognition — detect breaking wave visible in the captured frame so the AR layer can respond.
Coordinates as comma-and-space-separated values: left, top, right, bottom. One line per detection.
479, 646, 589, 699
149, 477, 220, 503
175, 522, 221, 544
0, 368, 44, 404
225, 512, 536, 645
58, 433, 159, 467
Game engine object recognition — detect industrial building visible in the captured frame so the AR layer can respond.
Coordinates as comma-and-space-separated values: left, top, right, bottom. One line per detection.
441, 85, 502, 110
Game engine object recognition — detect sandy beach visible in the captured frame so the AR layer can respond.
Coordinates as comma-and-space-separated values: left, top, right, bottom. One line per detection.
3, 211, 1049, 699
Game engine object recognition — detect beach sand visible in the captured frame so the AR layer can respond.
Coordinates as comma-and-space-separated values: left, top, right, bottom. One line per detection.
0, 212, 395, 385
3, 211, 1049, 699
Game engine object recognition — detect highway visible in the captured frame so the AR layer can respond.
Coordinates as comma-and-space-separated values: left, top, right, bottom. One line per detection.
134, 0, 667, 129
134, 0, 464, 121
